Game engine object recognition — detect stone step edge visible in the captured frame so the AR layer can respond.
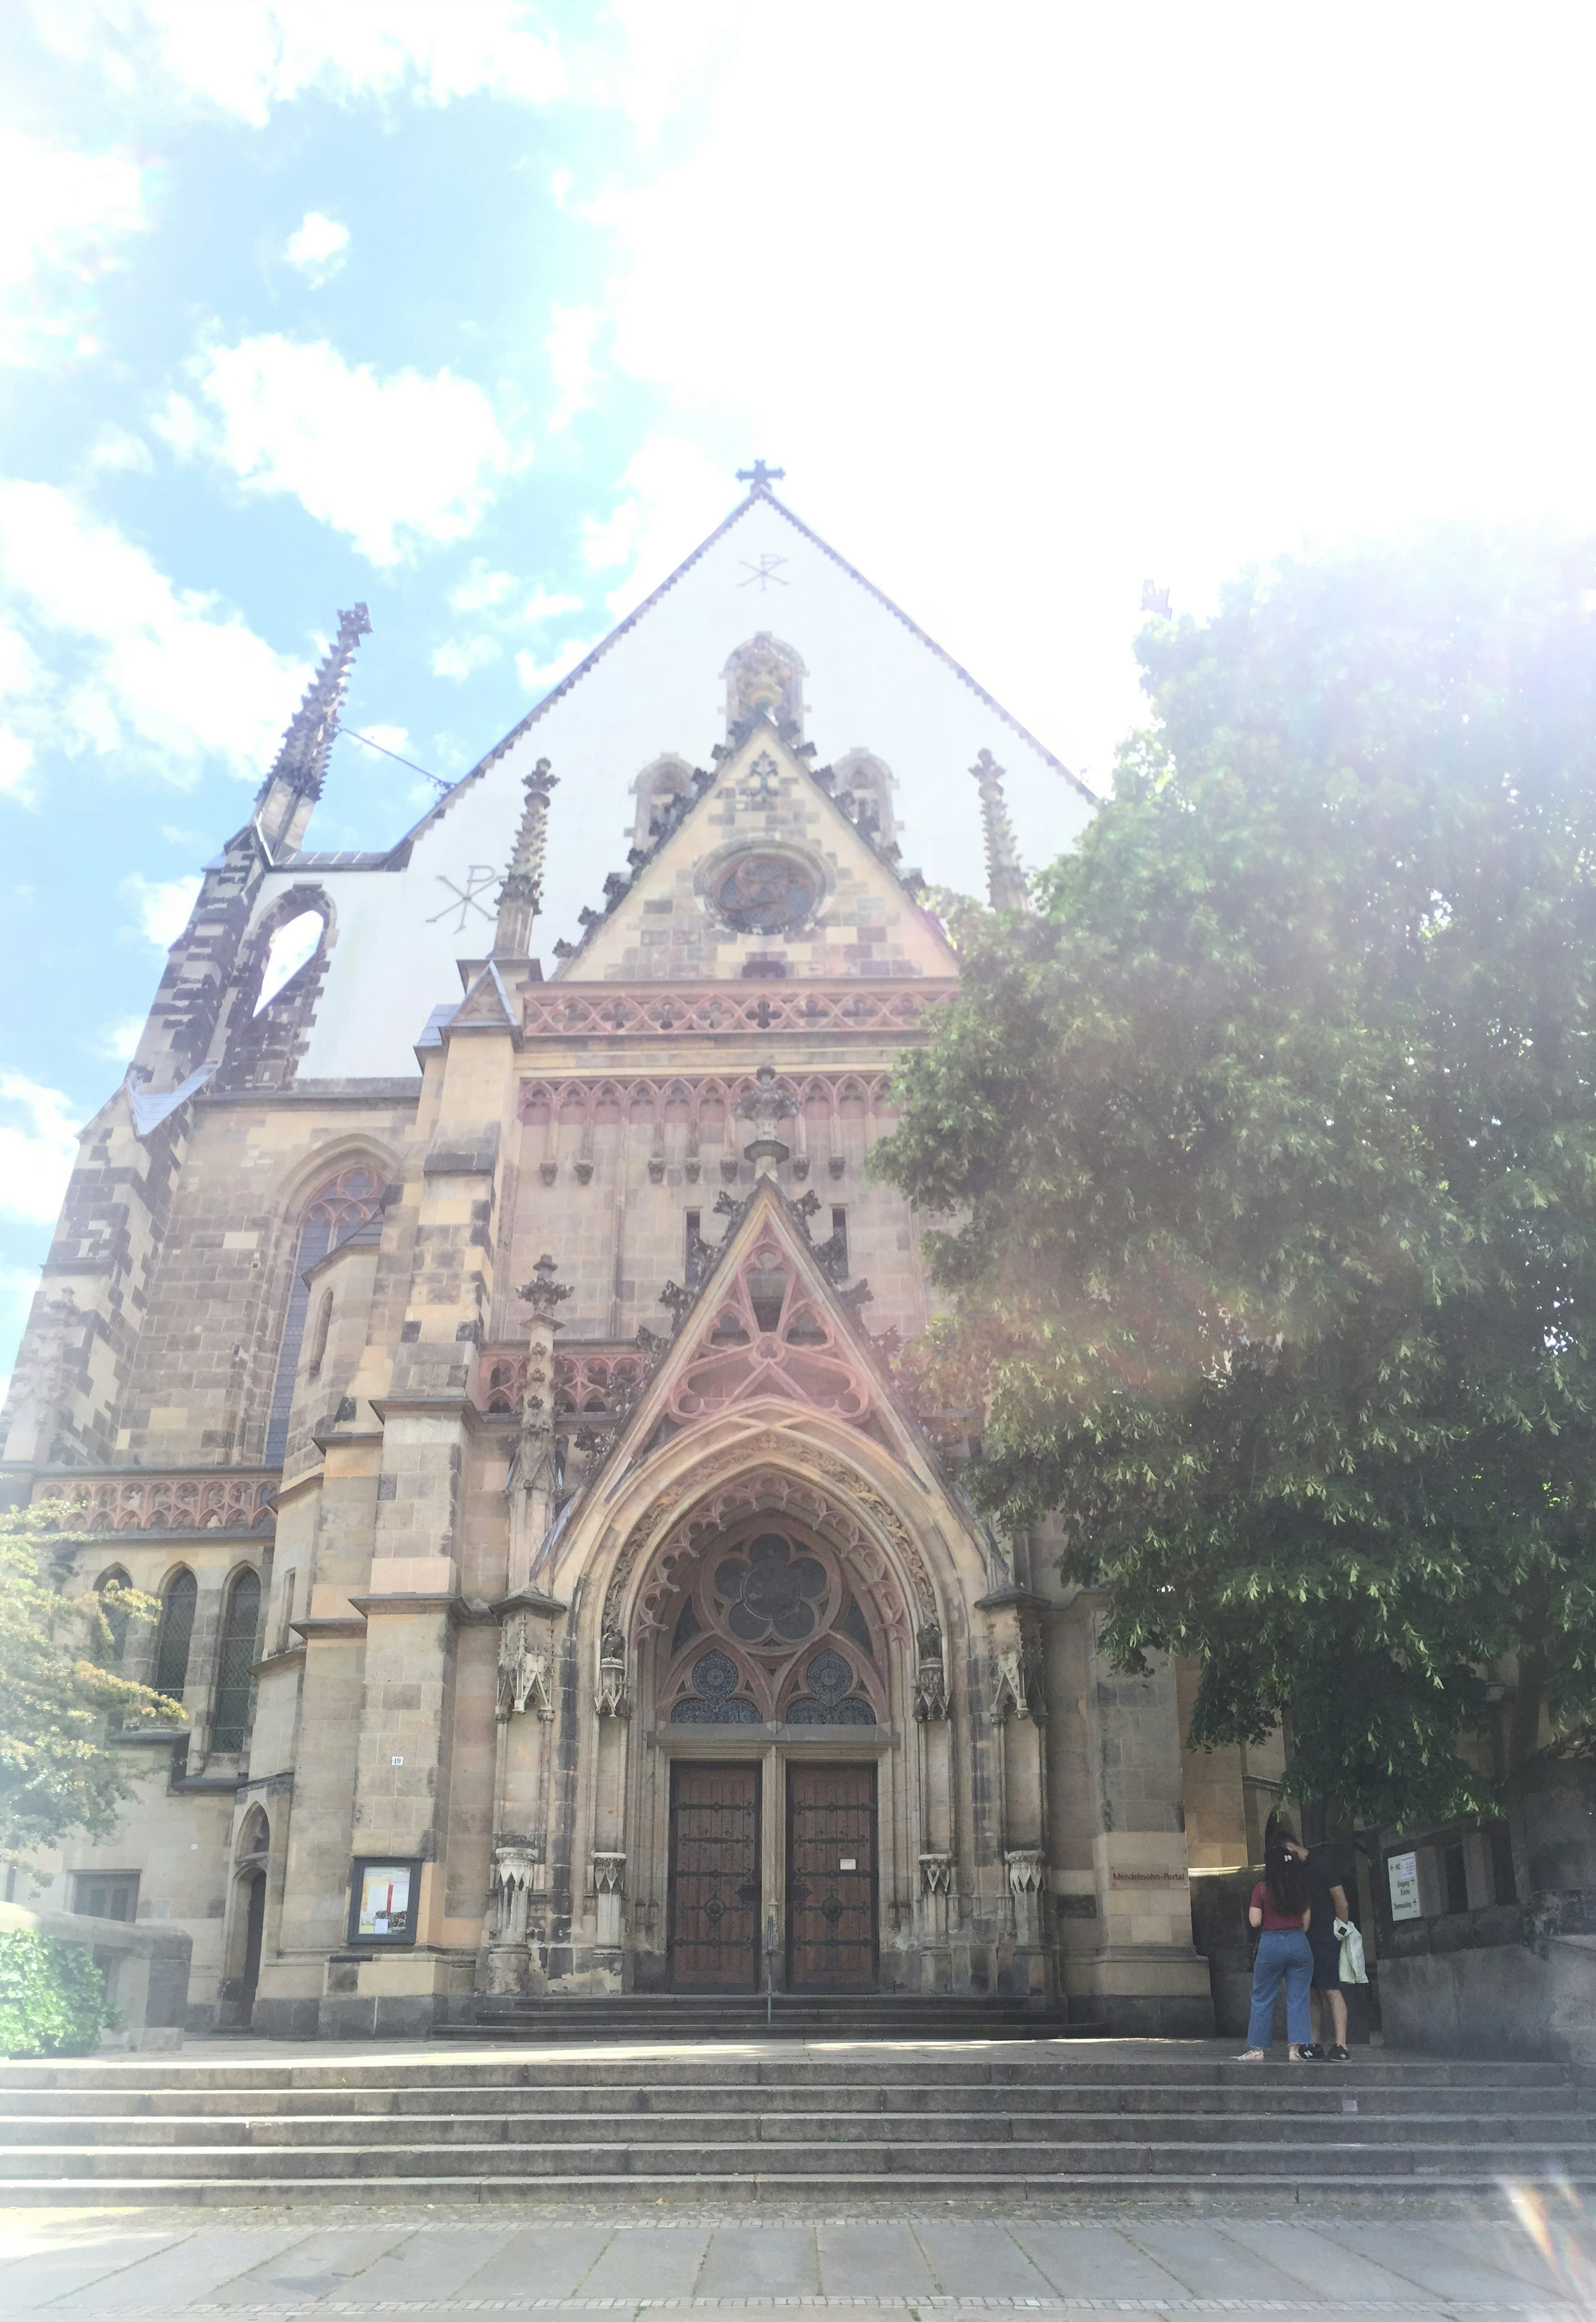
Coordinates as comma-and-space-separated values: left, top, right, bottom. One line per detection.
1, 2106, 1584, 2130
3, 2170, 1595, 2209
12, 2138, 1596, 2162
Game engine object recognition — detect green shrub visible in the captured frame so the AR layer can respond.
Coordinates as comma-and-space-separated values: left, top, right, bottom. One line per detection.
0, 1930, 112, 2057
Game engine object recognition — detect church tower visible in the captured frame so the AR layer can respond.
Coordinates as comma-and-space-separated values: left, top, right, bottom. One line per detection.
1, 473, 1242, 2036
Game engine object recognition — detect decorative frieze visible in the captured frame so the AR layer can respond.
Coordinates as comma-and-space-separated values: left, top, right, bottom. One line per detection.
591, 1850, 626, 1895
57, 1471, 278, 1534
920, 1852, 954, 1896
520, 984, 951, 1040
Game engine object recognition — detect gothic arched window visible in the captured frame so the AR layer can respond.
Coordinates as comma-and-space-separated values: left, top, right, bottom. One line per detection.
211, 1569, 261, 1753
264, 1164, 384, 1464
153, 1569, 197, 1701
658, 1524, 884, 1727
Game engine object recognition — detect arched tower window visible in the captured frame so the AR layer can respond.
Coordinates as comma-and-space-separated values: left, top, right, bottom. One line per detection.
631, 754, 695, 850
264, 1164, 384, 1465
153, 1569, 197, 1701
212, 1569, 262, 1754
830, 749, 898, 847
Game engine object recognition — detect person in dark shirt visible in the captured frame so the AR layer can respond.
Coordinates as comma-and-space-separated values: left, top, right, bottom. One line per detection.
1288, 1837, 1353, 2059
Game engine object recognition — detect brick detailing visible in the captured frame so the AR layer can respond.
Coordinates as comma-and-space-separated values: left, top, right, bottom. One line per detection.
522, 980, 953, 1038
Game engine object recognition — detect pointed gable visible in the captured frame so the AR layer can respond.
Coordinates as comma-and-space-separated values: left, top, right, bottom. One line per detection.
562, 725, 958, 985
667, 1201, 872, 1426
591, 1182, 898, 1482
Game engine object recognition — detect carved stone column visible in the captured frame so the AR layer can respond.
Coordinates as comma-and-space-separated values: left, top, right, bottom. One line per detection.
485, 1839, 542, 1995
591, 1850, 626, 1955
484, 1584, 564, 1996
913, 1619, 954, 1988
978, 1585, 1052, 2001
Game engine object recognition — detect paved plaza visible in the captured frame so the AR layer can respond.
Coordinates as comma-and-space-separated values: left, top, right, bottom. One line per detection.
2, 2199, 1592, 2320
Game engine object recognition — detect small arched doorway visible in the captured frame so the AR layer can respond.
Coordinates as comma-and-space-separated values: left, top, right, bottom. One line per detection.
224, 1806, 270, 2027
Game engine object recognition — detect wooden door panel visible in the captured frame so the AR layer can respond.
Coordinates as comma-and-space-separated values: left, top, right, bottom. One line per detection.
667, 1761, 761, 1990
786, 1761, 877, 1990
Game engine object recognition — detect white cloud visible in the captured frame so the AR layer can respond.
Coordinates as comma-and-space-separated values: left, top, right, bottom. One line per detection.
284, 209, 349, 282
516, 636, 598, 696
93, 1014, 148, 1062
547, 305, 599, 431
0, 480, 303, 793
582, 435, 736, 610
350, 722, 410, 756
432, 636, 502, 681
0, 1076, 81, 1224
86, 423, 154, 473
0, 130, 150, 369
27, 2, 566, 126
522, 586, 584, 623
123, 871, 201, 947
164, 334, 516, 565
449, 563, 518, 615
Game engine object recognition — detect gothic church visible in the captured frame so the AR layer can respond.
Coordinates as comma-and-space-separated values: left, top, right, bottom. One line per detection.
0, 473, 1280, 2036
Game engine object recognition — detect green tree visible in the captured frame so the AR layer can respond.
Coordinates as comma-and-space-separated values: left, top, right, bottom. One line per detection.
0, 1500, 185, 1871
875, 527, 1596, 1830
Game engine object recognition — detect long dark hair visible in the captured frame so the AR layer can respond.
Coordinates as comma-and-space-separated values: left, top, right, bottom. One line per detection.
1264, 1836, 1308, 1917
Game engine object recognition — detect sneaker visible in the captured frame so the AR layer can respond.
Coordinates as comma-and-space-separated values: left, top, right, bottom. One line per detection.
1300, 2043, 1325, 2060
1326, 2044, 1350, 2061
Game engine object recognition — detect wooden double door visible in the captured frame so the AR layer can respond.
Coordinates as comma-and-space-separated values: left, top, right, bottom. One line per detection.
666, 1761, 877, 1992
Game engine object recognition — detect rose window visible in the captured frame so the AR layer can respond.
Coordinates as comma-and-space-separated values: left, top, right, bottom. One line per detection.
712, 853, 818, 935
715, 1533, 827, 1643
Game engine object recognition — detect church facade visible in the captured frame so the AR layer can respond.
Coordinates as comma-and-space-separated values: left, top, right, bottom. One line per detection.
0, 475, 1280, 2038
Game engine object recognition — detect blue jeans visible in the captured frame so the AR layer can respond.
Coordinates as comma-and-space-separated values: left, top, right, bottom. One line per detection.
1247, 1928, 1313, 2049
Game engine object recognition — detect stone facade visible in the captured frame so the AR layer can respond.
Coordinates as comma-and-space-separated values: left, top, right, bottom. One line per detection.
1, 478, 1248, 2036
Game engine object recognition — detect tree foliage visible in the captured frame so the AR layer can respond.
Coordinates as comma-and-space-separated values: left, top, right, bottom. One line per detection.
875, 527, 1596, 1829
0, 1500, 185, 1869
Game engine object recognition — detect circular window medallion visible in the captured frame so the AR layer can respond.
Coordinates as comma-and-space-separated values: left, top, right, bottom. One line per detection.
712, 851, 819, 935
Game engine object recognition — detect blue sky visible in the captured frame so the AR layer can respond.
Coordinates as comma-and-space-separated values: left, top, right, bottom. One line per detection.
4, 0, 1596, 1395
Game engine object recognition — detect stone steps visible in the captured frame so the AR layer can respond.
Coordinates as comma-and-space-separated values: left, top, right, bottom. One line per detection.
450, 1997, 1067, 2042
0, 2044, 1587, 2204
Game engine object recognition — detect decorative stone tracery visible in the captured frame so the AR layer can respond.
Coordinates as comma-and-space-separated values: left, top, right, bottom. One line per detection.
652, 1512, 888, 1728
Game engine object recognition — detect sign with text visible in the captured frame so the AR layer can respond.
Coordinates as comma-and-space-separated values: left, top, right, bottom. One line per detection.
1387, 1850, 1422, 1921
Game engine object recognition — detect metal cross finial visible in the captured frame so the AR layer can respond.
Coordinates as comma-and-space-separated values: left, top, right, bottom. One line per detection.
736, 460, 786, 494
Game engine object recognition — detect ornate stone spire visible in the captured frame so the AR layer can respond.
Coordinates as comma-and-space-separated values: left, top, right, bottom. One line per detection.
494, 758, 558, 958
970, 749, 1028, 911
254, 603, 372, 853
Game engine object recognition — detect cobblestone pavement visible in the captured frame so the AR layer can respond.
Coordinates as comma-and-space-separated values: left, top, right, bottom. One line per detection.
1, 2199, 1591, 2319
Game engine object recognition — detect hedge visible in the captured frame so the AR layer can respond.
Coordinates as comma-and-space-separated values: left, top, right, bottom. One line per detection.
0, 1930, 113, 2057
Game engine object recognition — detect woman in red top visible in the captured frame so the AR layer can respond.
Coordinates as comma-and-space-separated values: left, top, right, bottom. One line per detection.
1238, 1834, 1313, 2061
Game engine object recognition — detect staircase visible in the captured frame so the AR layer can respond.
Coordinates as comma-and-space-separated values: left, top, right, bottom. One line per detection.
0, 2043, 1592, 2204
445, 1993, 1066, 2042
